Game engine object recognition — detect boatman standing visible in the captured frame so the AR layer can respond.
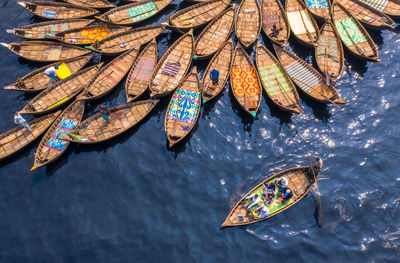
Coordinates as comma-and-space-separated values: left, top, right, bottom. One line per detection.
210, 68, 219, 87
99, 105, 111, 124
13, 110, 31, 131
308, 155, 324, 178
44, 65, 59, 82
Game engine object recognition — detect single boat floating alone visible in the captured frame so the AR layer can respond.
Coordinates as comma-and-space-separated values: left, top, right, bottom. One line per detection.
1, 41, 92, 62
201, 38, 233, 104
125, 39, 158, 103
221, 166, 319, 227
235, 0, 262, 48
6, 19, 94, 40
164, 67, 201, 148
90, 25, 165, 55
331, 2, 380, 62
17, 1, 99, 20
59, 100, 159, 144
0, 111, 61, 161
230, 42, 262, 117
31, 100, 85, 171
149, 29, 194, 98
3, 55, 92, 92
20, 63, 102, 115
95, 0, 172, 25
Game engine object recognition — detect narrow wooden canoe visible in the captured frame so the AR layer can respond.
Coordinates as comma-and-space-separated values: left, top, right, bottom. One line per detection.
201, 39, 233, 104
273, 44, 345, 104
256, 43, 301, 114
0, 111, 61, 161
6, 19, 94, 40
96, 0, 172, 25
1, 41, 92, 62
59, 100, 159, 144
90, 25, 165, 55
230, 43, 262, 117
221, 166, 317, 227
193, 4, 235, 59
261, 0, 290, 46
31, 101, 85, 171
20, 64, 102, 115
286, 0, 319, 47
315, 20, 344, 81
167, 0, 230, 30
17, 1, 99, 19
126, 39, 158, 102
357, 0, 400, 17
63, 0, 115, 9
77, 48, 139, 101
335, 0, 395, 29
235, 0, 262, 48
149, 30, 194, 98
164, 67, 201, 148
332, 2, 380, 62
3, 55, 92, 92
56, 25, 130, 45
303, 0, 330, 20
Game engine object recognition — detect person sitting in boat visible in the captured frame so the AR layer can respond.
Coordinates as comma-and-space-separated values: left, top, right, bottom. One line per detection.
307, 155, 324, 178
256, 205, 269, 219
277, 188, 293, 205
209, 69, 219, 88
44, 65, 59, 82
245, 193, 260, 209
13, 110, 31, 131
270, 24, 283, 38
274, 177, 288, 193
262, 182, 275, 204
99, 105, 111, 124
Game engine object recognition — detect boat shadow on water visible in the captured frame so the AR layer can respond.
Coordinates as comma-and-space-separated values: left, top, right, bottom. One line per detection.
227, 88, 255, 133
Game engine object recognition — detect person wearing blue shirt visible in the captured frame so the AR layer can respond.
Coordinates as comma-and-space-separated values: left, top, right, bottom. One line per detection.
210, 69, 219, 86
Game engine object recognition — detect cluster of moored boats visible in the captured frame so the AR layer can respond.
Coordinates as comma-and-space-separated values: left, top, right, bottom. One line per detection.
0, 0, 397, 221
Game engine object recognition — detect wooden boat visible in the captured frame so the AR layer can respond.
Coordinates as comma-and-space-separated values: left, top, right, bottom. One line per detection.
230, 43, 262, 118
3, 55, 92, 92
59, 100, 159, 144
149, 30, 194, 98
96, 0, 172, 25
6, 19, 94, 40
273, 44, 345, 104
77, 48, 139, 101
235, 0, 262, 48
315, 20, 344, 81
256, 42, 301, 114
201, 39, 233, 104
286, 0, 319, 47
0, 111, 60, 161
164, 67, 201, 147
221, 166, 318, 227
1, 41, 92, 62
193, 4, 235, 59
125, 39, 158, 102
357, 0, 400, 17
31, 101, 85, 171
90, 25, 165, 55
17, 1, 99, 19
167, 0, 230, 30
56, 25, 130, 45
63, 0, 115, 9
332, 2, 380, 62
261, 0, 290, 46
303, 0, 330, 20
335, 0, 395, 29
20, 64, 102, 115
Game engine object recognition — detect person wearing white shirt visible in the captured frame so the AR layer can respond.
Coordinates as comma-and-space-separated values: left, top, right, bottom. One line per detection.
256, 206, 269, 219
245, 194, 260, 209
14, 111, 31, 131
44, 65, 59, 81
307, 155, 323, 178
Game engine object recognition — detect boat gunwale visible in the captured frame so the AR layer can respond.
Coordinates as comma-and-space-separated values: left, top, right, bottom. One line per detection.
234, 0, 262, 48
261, 0, 291, 46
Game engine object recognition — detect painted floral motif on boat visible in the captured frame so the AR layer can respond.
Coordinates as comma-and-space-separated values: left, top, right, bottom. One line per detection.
335, 18, 367, 46
167, 89, 200, 124
231, 67, 261, 97
316, 35, 340, 62
305, 0, 329, 8
46, 117, 78, 151
258, 63, 293, 96
80, 26, 110, 44
127, 2, 158, 23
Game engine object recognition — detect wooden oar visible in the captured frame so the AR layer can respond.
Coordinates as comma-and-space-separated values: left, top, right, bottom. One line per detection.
290, 76, 342, 108
308, 155, 324, 228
